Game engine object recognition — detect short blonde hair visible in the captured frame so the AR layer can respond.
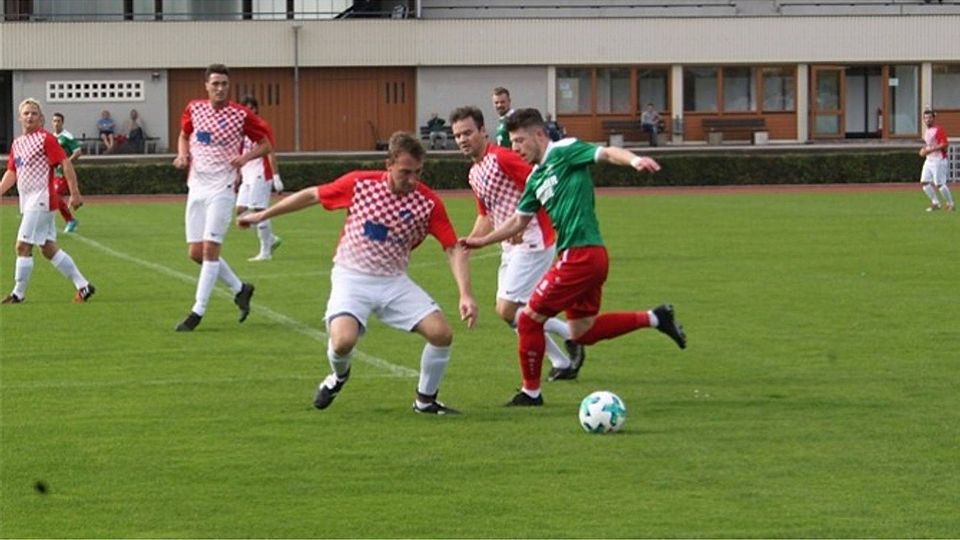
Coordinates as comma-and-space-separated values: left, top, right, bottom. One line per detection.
19, 98, 42, 115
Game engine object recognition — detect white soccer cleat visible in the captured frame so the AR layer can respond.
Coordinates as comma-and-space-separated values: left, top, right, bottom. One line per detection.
248, 253, 272, 262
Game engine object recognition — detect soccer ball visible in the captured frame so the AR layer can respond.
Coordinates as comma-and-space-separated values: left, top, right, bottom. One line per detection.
578, 391, 627, 433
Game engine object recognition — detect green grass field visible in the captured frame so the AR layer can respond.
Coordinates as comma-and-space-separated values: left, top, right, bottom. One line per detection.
1, 188, 958, 538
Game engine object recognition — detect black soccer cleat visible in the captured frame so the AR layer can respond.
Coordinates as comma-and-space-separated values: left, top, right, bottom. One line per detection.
412, 400, 461, 415
547, 366, 578, 382
175, 311, 202, 332
234, 282, 255, 322
74, 283, 96, 303
1, 293, 24, 304
313, 370, 350, 410
505, 390, 544, 407
653, 304, 686, 349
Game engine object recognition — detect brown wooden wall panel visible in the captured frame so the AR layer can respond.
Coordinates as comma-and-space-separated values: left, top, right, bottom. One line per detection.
683, 112, 796, 141
167, 67, 414, 152
937, 110, 960, 138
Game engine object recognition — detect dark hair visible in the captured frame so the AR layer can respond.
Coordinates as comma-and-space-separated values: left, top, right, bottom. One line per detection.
923, 108, 936, 117
388, 131, 426, 162
205, 63, 229, 80
493, 86, 510, 97
241, 95, 259, 109
52, 112, 65, 121
504, 108, 545, 133
449, 106, 485, 129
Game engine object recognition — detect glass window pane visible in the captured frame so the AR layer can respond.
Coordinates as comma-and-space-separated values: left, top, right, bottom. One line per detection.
723, 67, 756, 112
597, 68, 630, 113
815, 114, 840, 135
933, 64, 960, 109
889, 64, 918, 135
557, 68, 592, 114
637, 68, 668, 112
683, 67, 718, 112
816, 71, 840, 110
762, 66, 796, 111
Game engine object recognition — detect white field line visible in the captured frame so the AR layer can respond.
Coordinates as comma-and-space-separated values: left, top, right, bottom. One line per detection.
68, 233, 419, 379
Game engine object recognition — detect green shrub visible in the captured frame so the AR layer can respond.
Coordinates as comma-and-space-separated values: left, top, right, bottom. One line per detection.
70, 149, 922, 195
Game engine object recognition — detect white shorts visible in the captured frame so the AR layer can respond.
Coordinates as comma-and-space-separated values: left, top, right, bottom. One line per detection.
921, 160, 948, 186
236, 176, 272, 210
496, 246, 557, 304
17, 210, 57, 246
325, 265, 440, 333
185, 189, 236, 244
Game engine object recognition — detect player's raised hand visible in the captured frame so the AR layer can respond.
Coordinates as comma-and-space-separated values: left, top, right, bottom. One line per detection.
237, 211, 264, 229
630, 156, 661, 173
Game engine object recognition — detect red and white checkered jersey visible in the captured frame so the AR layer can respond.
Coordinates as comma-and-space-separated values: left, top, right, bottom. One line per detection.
180, 100, 270, 194
240, 133, 275, 184
924, 125, 948, 162
316, 171, 458, 276
468, 144, 555, 252
6, 129, 66, 213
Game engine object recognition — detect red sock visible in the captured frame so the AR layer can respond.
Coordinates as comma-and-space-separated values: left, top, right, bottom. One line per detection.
58, 199, 73, 222
517, 311, 546, 391
575, 311, 651, 346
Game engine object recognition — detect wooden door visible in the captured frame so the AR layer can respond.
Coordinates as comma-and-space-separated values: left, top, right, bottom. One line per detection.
810, 66, 845, 139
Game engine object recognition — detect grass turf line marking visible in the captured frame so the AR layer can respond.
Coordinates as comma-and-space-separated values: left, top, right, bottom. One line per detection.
69, 233, 418, 379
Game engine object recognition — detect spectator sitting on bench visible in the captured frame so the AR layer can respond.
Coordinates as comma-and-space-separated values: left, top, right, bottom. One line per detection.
96, 110, 117, 153
640, 103, 661, 147
544, 113, 566, 142
123, 109, 146, 153
427, 113, 448, 149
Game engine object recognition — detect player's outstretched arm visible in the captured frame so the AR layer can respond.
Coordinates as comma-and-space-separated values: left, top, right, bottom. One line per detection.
598, 146, 660, 173
445, 244, 478, 328
460, 213, 532, 250
238, 186, 318, 229
0, 170, 17, 197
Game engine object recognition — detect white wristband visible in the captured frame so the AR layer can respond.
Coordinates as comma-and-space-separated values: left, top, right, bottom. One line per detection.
630, 156, 644, 168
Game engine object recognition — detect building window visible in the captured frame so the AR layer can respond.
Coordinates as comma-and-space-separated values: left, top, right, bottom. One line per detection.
637, 68, 668, 112
889, 64, 919, 135
597, 68, 630, 113
46, 80, 144, 103
933, 64, 960, 109
762, 67, 796, 111
723, 67, 756, 112
683, 67, 718, 112
557, 68, 592, 114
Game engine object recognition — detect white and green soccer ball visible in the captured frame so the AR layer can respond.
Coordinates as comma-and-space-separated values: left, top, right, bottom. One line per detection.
578, 391, 627, 433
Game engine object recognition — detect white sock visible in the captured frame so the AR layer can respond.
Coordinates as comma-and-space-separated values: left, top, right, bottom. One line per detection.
522, 387, 541, 399
12, 256, 34, 298
544, 336, 571, 369
923, 184, 940, 205
191, 260, 220, 316
417, 343, 450, 397
544, 317, 571, 339
49, 250, 89, 289
648, 309, 659, 328
257, 220, 274, 257
939, 184, 954, 206
327, 340, 352, 378
217, 257, 242, 294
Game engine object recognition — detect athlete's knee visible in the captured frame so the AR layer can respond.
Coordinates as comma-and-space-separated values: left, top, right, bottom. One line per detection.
425, 324, 453, 348
517, 309, 546, 333
496, 302, 519, 324
187, 244, 203, 264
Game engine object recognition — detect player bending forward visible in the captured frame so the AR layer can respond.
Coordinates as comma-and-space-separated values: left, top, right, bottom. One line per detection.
239, 132, 478, 414
461, 108, 686, 406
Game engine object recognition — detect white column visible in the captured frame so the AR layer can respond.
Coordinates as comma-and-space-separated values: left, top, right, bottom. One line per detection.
671, 64, 684, 144
547, 66, 557, 117
921, 62, 933, 111
796, 64, 809, 143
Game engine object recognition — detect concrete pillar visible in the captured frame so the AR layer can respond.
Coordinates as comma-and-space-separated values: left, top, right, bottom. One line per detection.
921, 62, 933, 111
671, 64, 684, 144
547, 66, 557, 117
796, 64, 809, 143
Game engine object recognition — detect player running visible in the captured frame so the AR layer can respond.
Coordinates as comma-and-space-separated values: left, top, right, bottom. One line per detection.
236, 95, 283, 261
172, 64, 271, 331
50, 112, 83, 233
461, 108, 686, 406
1, 99, 95, 304
450, 105, 585, 381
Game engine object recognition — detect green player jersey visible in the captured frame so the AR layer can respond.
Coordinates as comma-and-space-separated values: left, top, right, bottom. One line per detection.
516, 138, 604, 251
55, 131, 81, 177
495, 113, 512, 148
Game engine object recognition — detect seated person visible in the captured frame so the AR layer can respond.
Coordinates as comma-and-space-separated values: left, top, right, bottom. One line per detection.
123, 109, 146, 153
640, 103, 662, 147
544, 113, 566, 142
97, 110, 116, 153
426, 113, 448, 149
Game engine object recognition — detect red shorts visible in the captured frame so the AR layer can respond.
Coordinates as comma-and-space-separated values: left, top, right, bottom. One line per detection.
53, 176, 69, 196
528, 245, 609, 320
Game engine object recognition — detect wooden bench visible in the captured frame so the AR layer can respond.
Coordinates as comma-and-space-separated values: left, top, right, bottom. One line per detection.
701, 117, 767, 143
419, 125, 454, 149
601, 119, 666, 145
